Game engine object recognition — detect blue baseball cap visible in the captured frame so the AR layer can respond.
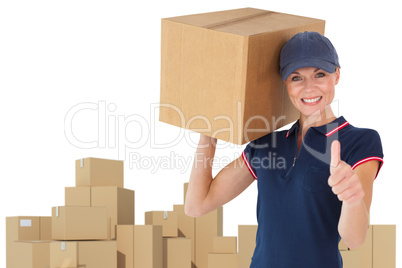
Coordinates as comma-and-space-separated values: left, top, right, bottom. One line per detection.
279, 31, 340, 81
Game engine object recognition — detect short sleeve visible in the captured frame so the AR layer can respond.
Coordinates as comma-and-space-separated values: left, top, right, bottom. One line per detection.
345, 129, 384, 178
242, 142, 258, 180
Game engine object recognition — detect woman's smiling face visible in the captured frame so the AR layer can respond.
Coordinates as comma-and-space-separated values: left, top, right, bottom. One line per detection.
285, 66, 340, 118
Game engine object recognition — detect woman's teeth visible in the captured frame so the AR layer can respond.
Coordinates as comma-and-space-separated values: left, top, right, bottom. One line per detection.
302, 96, 322, 103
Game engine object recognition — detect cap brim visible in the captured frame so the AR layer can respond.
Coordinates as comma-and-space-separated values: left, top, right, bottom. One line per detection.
281, 58, 337, 81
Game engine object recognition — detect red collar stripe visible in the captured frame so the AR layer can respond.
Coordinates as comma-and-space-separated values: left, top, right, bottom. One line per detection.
325, 121, 349, 137
242, 151, 257, 180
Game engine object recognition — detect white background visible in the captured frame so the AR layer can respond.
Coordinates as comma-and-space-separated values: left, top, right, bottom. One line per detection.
0, 0, 400, 267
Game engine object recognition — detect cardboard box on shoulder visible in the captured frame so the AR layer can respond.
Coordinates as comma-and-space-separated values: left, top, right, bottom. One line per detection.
238, 225, 257, 268
160, 8, 325, 144
75, 157, 123, 187
145, 211, 178, 237
163, 238, 191, 268
51, 206, 108, 240
50, 241, 116, 268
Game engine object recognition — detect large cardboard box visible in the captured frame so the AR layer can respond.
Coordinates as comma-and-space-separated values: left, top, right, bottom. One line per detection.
51, 206, 108, 240
160, 8, 325, 144
213, 236, 237, 254
238, 225, 257, 268
92, 186, 135, 239
6, 216, 51, 267
76, 157, 124, 187
207, 253, 238, 268
117, 225, 163, 268
195, 207, 223, 268
372, 225, 396, 268
173, 204, 195, 266
145, 211, 178, 237
340, 250, 360, 268
9, 240, 51, 268
163, 238, 191, 268
50, 241, 116, 268
65, 187, 91, 206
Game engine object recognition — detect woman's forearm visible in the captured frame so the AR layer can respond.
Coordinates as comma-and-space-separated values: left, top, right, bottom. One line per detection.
338, 199, 369, 249
184, 135, 217, 217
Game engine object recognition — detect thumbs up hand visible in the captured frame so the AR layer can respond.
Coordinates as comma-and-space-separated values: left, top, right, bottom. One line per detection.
328, 140, 365, 206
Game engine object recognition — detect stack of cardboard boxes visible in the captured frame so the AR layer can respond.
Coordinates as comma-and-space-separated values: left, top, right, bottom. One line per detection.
5, 157, 397, 268
6, 157, 134, 268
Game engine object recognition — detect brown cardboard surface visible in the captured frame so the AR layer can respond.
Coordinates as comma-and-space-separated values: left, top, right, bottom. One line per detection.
160, 8, 325, 144
117, 225, 134, 268
65, 187, 91, 206
173, 204, 195, 265
207, 253, 238, 268
50, 241, 78, 268
349, 225, 373, 268
50, 241, 116, 268
212, 236, 237, 253
9, 241, 51, 268
6, 216, 40, 268
92, 186, 135, 239
372, 225, 396, 268
78, 241, 117, 268
134, 225, 163, 268
195, 207, 223, 268
40, 216, 52, 240
340, 250, 361, 268
238, 225, 257, 268
51, 206, 108, 240
75, 157, 123, 187
163, 238, 191, 268
145, 211, 178, 237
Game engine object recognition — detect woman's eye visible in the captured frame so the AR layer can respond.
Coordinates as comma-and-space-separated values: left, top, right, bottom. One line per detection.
290, 76, 302, 81
316, 72, 326, 78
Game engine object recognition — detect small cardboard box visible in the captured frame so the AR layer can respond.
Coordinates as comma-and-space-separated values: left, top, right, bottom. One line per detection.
75, 157, 123, 187
9, 240, 51, 268
160, 8, 325, 144
51, 206, 108, 240
372, 225, 396, 268
145, 211, 178, 237
238, 225, 257, 268
173, 204, 195, 265
50, 241, 116, 268
65, 187, 91, 207
117, 225, 163, 268
207, 253, 238, 268
340, 250, 360, 268
92, 186, 135, 239
195, 207, 223, 268
163, 238, 191, 268
212, 236, 237, 254
6, 216, 51, 267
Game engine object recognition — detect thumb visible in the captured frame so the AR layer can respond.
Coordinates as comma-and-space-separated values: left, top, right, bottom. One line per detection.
330, 140, 341, 169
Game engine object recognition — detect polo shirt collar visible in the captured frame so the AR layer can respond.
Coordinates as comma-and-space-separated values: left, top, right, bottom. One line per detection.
286, 116, 349, 138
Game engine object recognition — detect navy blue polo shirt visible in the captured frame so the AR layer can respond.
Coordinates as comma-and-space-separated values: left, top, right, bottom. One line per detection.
242, 116, 383, 268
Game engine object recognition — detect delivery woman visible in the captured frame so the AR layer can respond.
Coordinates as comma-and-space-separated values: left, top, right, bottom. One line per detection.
184, 31, 383, 267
